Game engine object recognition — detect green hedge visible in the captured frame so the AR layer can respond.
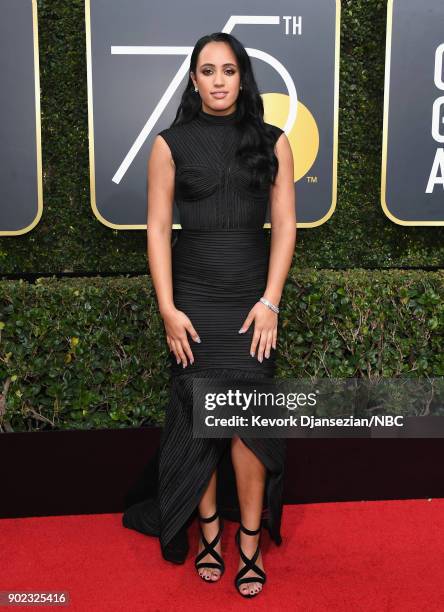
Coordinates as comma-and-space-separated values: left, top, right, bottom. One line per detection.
1, 270, 442, 432
0, 0, 443, 273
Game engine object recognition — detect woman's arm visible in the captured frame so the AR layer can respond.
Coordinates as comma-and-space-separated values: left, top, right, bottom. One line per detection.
147, 135, 176, 316
239, 132, 296, 362
263, 132, 297, 307
147, 136, 200, 368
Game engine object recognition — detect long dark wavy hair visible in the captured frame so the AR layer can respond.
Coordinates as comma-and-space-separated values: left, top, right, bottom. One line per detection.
169, 32, 279, 191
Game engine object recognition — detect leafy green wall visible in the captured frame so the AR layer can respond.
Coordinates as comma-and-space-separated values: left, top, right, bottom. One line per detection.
1, 270, 442, 432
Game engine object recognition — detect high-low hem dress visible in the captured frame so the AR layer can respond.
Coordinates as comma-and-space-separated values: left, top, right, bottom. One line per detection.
122, 107, 286, 564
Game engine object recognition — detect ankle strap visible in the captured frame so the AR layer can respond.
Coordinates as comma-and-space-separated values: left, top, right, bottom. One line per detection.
240, 521, 261, 535
199, 510, 218, 523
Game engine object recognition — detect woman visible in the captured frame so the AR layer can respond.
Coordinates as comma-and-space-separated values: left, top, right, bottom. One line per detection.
123, 31, 296, 598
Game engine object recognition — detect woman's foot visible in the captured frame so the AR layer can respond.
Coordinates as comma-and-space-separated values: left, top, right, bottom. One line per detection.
237, 529, 265, 595
195, 512, 224, 582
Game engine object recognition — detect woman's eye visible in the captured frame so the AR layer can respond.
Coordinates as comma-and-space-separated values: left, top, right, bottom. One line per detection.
202, 69, 236, 76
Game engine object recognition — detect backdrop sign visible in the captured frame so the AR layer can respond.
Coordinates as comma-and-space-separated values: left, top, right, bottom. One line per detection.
381, 0, 444, 225
85, 0, 340, 229
0, 0, 42, 236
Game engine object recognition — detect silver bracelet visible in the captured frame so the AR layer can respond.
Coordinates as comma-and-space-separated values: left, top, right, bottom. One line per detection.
259, 297, 280, 314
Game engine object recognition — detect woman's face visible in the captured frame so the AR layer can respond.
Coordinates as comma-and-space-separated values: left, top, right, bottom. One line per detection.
191, 41, 241, 115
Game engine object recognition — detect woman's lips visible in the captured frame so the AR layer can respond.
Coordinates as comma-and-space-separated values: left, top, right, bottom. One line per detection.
211, 92, 228, 98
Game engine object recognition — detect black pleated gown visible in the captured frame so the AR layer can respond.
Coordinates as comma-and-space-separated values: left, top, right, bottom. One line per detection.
122, 107, 286, 564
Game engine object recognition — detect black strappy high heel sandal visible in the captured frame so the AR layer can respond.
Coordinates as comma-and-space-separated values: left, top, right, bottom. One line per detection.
194, 510, 225, 582
234, 521, 266, 597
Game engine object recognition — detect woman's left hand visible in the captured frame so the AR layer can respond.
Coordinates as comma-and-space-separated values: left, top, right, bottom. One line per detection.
239, 301, 278, 361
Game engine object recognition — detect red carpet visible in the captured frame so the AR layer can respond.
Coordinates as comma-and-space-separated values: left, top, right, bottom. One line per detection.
1, 499, 443, 611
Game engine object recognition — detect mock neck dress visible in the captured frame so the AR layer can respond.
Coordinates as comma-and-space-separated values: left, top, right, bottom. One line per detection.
122, 107, 286, 564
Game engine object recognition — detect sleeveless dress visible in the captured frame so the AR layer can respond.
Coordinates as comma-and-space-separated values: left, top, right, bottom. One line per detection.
122, 107, 286, 564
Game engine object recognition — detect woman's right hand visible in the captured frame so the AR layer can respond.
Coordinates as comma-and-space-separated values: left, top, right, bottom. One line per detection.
161, 305, 201, 368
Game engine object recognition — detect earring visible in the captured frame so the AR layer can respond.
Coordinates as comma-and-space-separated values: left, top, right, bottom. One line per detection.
240, 84, 243, 90
194, 86, 198, 92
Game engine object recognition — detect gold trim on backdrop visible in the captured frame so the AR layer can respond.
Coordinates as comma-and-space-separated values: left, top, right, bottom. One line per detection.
1, 0, 43, 236
85, 0, 134, 229
299, 0, 340, 229
381, 0, 443, 226
86, 1, 341, 230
